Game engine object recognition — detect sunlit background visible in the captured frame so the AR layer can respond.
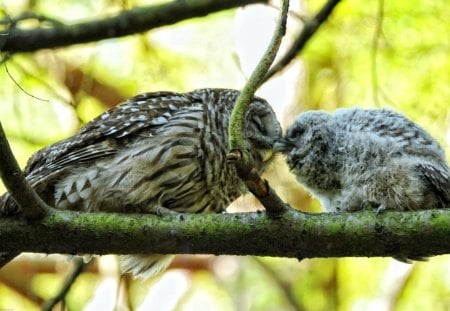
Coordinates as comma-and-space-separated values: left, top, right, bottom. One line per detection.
0, 0, 449, 310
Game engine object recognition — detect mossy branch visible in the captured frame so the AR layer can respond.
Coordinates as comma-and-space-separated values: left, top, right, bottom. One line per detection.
228, 0, 289, 151
0, 208, 449, 259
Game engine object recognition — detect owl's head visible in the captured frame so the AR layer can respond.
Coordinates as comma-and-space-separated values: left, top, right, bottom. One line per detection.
275, 110, 333, 172
194, 88, 281, 171
244, 98, 282, 169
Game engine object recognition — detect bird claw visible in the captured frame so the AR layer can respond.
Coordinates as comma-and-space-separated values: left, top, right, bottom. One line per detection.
215, 206, 226, 214
155, 206, 179, 217
376, 204, 386, 215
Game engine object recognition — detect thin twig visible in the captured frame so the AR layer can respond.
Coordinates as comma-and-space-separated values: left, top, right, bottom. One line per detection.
266, 3, 308, 23
253, 258, 305, 311
228, 0, 289, 151
9, 57, 68, 103
0, 12, 66, 27
263, 0, 342, 82
2, 59, 49, 102
1, 10, 50, 102
227, 0, 289, 214
371, 0, 383, 106
0, 122, 49, 220
42, 257, 86, 311
370, 0, 395, 107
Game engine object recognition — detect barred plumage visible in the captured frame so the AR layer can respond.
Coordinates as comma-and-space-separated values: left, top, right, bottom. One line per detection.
276, 108, 450, 213
1, 88, 281, 277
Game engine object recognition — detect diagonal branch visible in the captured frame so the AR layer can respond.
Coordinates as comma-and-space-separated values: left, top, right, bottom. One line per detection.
42, 258, 86, 311
263, 0, 343, 82
0, 123, 49, 220
1, 0, 267, 53
0, 207, 449, 259
228, 0, 289, 151
227, 0, 289, 214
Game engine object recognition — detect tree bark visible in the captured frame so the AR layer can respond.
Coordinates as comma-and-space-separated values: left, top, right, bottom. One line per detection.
1, 0, 267, 53
0, 207, 448, 260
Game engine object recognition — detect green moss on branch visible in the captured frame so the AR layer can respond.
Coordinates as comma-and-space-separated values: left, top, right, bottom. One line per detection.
1, 208, 449, 260
228, 0, 289, 151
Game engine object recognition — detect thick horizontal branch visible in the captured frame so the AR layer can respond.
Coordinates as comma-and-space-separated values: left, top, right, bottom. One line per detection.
1, 0, 267, 53
1, 208, 449, 260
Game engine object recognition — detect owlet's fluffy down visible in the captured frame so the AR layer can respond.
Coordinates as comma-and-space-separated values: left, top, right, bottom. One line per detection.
276, 108, 450, 212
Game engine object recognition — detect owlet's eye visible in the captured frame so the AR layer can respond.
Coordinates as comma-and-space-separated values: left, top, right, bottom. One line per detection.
290, 126, 305, 138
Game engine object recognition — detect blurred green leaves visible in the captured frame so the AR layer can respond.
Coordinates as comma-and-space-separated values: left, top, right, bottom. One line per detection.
302, 0, 450, 148
0, 0, 449, 310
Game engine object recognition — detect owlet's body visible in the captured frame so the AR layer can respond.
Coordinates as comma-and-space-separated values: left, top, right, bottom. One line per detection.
276, 108, 450, 212
0, 88, 281, 278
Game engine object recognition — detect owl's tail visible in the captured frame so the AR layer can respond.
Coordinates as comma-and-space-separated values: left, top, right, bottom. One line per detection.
120, 254, 175, 279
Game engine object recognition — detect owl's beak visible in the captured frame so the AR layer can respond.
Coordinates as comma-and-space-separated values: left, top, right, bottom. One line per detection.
273, 139, 293, 153
262, 149, 275, 162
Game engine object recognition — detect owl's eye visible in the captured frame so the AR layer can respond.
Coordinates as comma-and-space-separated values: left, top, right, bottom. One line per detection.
290, 126, 305, 138
251, 116, 265, 134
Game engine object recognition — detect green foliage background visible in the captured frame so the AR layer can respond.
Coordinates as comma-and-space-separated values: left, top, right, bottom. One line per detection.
0, 0, 449, 310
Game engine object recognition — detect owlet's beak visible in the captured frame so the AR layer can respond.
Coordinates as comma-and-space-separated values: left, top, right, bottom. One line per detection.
273, 138, 293, 154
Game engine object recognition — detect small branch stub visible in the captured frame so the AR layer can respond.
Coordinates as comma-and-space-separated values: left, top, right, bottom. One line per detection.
227, 149, 287, 214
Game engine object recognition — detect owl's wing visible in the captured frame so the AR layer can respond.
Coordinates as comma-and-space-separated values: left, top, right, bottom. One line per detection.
24, 91, 199, 180
416, 162, 450, 206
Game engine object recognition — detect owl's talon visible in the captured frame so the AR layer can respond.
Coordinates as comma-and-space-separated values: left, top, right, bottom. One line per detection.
376, 204, 386, 215
215, 206, 226, 214
359, 202, 366, 211
155, 206, 179, 217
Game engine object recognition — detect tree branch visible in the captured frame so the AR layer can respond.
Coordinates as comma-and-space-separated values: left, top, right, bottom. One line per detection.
253, 257, 305, 311
0, 123, 49, 220
228, 0, 289, 151
0, 208, 449, 259
42, 258, 86, 311
227, 0, 289, 214
1, 0, 267, 53
263, 0, 342, 82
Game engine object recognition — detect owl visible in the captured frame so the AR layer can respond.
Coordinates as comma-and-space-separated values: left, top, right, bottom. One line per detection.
1, 88, 281, 277
275, 108, 450, 213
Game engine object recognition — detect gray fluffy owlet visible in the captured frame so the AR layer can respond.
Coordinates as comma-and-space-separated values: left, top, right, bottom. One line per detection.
275, 108, 450, 212
0, 88, 281, 278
